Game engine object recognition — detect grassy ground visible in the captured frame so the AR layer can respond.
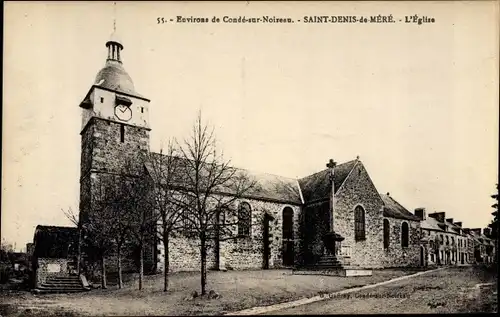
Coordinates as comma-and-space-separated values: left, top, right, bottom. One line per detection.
0, 267, 427, 316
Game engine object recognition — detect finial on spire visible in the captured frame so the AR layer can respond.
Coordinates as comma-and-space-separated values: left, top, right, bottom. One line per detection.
113, 1, 117, 32
106, 1, 123, 63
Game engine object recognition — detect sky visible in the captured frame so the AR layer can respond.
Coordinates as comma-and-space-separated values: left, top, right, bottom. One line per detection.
2, 1, 499, 251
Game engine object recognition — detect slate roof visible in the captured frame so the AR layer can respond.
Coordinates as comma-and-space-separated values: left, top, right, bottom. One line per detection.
421, 216, 446, 231
380, 194, 421, 221
297, 160, 358, 203
33, 225, 78, 258
445, 221, 462, 234
94, 60, 144, 98
468, 230, 484, 243
145, 152, 303, 205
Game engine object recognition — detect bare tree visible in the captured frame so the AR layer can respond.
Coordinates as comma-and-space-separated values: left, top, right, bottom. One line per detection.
62, 207, 82, 274
77, 177, 117, 289
68, 175, 135, 289
125, 172, 157, 291
432, 235, 441, 266
174, 112, 257, 295
146, 142, 185, 292
103, 176, 136, 289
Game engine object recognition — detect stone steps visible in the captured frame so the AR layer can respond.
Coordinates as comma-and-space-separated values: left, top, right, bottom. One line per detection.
34, 276, 90, 294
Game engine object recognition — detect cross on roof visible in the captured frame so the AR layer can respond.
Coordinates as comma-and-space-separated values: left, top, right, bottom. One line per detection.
326, 159, 337, 169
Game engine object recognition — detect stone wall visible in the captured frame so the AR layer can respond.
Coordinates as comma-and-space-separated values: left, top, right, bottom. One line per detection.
89, 118, 150, 175
333, 161, 385, 268
156, 198, 302, 272
35, 258, 71, 287
382, 217, 421, 267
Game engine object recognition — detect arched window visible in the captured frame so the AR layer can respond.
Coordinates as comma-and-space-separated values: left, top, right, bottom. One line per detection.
383, 219, 390, 249
282, 207, 294, 240
238, 202, 252, 238
401, 222, 409, 248
354, 206, 366, 241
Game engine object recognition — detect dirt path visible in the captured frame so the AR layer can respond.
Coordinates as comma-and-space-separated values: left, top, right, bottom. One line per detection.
266, 266, 497, 314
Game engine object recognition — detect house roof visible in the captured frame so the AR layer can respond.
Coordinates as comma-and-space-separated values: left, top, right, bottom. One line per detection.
297, 160, 358, 203
380, 194, 420, 221
33, 225, 78, 258
445, 221, 462, 234
421, 216, 446, 231
145, 152, 303, 205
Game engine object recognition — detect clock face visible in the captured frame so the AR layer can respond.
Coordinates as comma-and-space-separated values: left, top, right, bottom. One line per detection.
114, 105, 132, 122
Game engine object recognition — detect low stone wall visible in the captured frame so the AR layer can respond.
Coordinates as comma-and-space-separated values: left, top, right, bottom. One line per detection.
35, 258, 71, 287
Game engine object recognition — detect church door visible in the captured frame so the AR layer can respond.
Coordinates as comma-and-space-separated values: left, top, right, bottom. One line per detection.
282, 207, 295, 267
262, 213, 273, 269
420, 246, 425, 266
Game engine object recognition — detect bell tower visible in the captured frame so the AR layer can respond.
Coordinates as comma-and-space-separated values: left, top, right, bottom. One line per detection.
78, 29, 151, 225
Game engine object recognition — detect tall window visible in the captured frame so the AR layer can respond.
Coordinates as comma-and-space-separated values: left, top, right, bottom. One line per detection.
401, 222, 409, 248
282, 207, 294, 240
120, 124, 125, 143
182, 210, 195, 236
383, 219, 390, 249
354, 206, 366, 241
238, 202, 251, 238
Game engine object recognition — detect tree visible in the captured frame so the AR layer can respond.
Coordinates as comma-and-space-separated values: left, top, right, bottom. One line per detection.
432, 235, 441, 266
489, 183, 499, 262
79, 178, 117, 289
72, 174, 137, 289
67, 174, 136, 289
125, 171, 157, 291
146, 142, 185, 292
174, 112, 257, 295
62, 207, 81, 273
0, 239, 14, 263
104, 175, 136, 289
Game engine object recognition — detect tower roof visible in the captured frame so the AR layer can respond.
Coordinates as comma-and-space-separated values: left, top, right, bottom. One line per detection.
106, 30, 123, 47
94, 60, 139, 96
93, 33, 143, 98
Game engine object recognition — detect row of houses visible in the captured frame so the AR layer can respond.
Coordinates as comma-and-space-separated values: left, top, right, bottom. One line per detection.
416, 209, 496, 266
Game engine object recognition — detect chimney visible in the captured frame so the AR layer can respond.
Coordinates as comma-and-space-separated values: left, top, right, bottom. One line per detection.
414, 208, 426, 220
429, 212, 445, 223
471, 228, 482, 235
483, 228, 491, 236
454, 222, 462, 227
463, 228, 471, 234
446, 218, 454, 224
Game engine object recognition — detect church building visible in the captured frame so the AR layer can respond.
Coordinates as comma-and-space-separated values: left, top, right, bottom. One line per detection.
75, 32, 424, 277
